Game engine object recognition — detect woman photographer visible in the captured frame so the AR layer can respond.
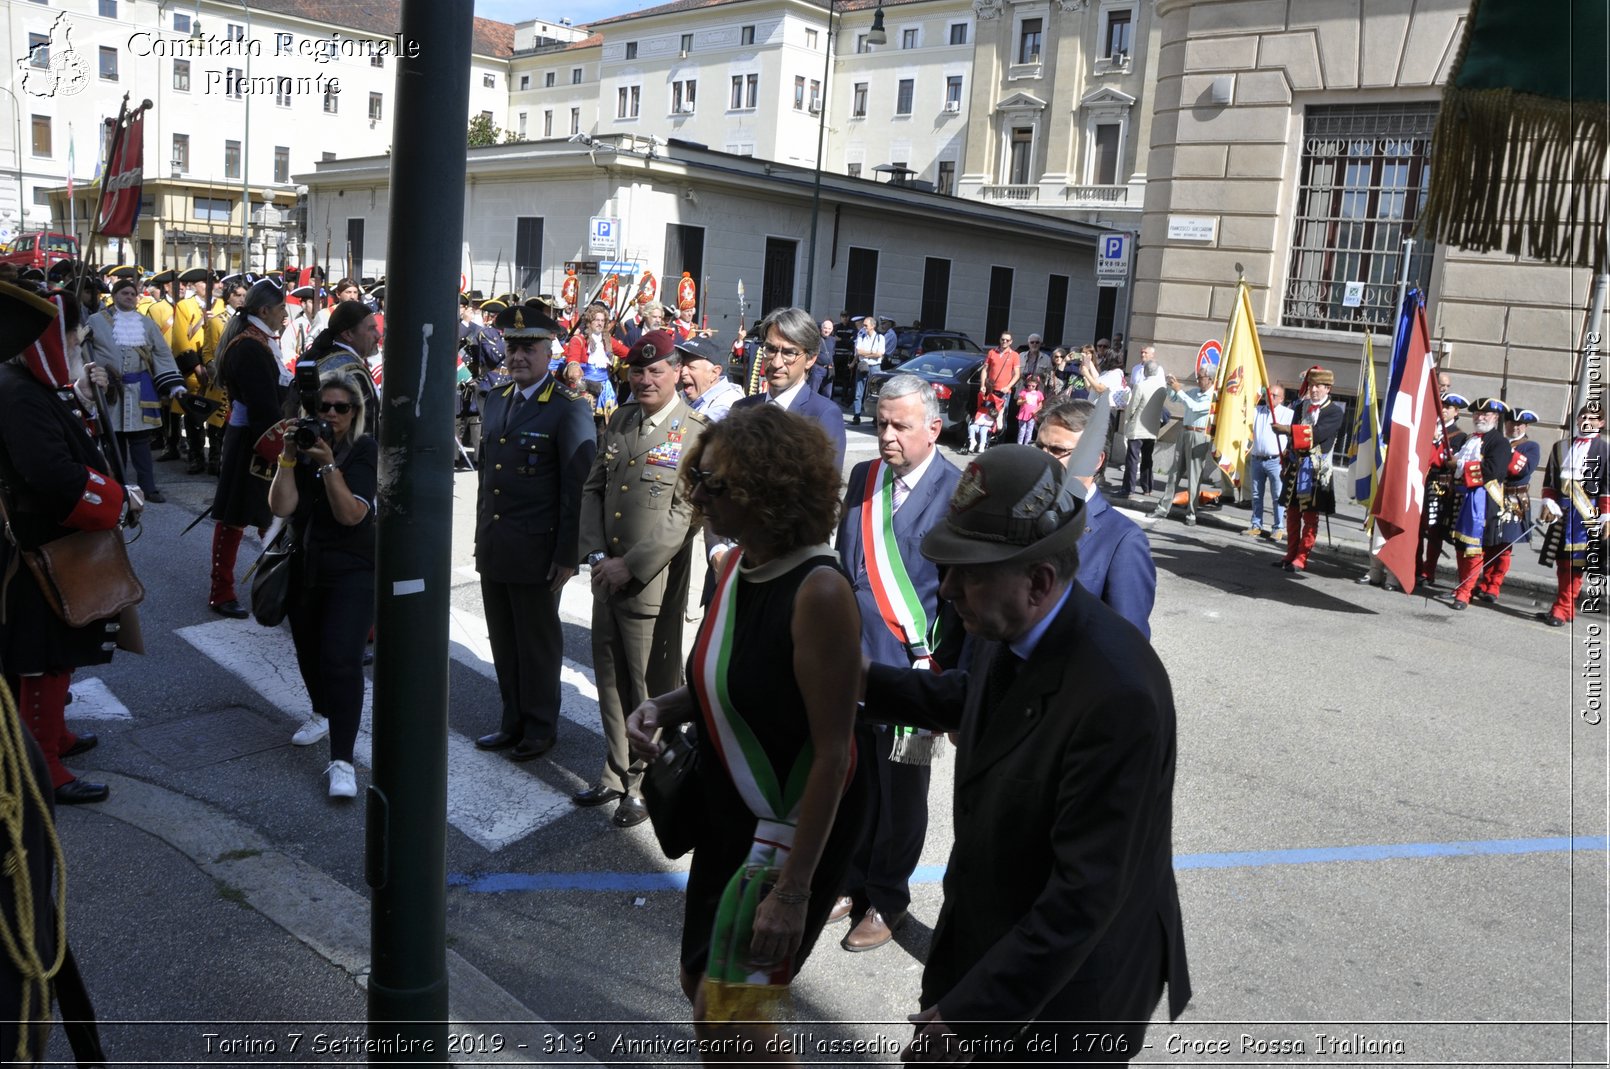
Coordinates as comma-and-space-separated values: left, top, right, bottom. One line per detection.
268, 372, 378, 799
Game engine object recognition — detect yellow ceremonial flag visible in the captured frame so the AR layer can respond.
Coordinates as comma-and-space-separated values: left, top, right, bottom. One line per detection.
1209, 280, 1273, 490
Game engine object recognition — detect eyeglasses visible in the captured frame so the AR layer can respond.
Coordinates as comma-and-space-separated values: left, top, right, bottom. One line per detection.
1036, 440, 1074, 460
760, 344, 807, 364
688, 468, 728, 496
318, 401, 355, 414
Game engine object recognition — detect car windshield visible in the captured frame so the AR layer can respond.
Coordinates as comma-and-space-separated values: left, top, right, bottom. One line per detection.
901, 352, 978, 379
43, 236, 76, 253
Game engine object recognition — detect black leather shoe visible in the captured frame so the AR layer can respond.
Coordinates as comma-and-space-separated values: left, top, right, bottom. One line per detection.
143, 490, 167, 504
186, 459, 206, 475
55, 780, 109, 805
573, 784, 625, 807
62, 734, 98, 759
1539, 612, 1565, 628
510, 737, 555, 762
612, 796, 649, 827
1450, 599, 1467, 611
475, 731, 517, 751
157, 448, 182, 462
210, 600, 249, 619
1472, 591, 1497, 605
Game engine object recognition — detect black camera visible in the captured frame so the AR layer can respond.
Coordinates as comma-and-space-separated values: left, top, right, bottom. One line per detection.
293, 417, 334, 449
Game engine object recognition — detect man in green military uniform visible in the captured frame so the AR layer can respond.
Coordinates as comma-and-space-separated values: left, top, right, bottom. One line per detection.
574, 330, 708, 828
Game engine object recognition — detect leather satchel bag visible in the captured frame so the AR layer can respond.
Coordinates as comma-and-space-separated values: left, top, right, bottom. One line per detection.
640, 722, 703, 860
22, 528, 145, 628
250, 526, 296, 628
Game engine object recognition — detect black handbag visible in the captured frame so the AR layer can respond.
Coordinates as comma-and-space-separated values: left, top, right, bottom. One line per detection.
641, 722, 702, 860
249, 525, 295, 627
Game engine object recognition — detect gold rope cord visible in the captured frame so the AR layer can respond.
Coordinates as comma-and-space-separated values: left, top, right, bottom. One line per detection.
0, 677, 69, 1064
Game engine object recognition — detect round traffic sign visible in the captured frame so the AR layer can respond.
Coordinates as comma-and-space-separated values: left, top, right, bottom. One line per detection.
1196, 340, 1222, 377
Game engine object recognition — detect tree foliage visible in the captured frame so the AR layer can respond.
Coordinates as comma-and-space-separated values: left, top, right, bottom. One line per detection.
467, 113, 501, 147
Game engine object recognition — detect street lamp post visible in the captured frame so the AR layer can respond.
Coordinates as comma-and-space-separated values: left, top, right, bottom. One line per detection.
803, 1, 883, 310
239, 1, 252, 272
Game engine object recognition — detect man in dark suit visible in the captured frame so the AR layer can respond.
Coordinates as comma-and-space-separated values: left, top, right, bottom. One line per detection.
863, 445, 1189, 1061
732, 306, 847, 468
473, 305, 597, 763
832, 374, 963, 952
1035, 400, 1156, 637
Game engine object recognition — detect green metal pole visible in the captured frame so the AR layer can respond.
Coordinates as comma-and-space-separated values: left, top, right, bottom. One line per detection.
366, 0, 470, 1059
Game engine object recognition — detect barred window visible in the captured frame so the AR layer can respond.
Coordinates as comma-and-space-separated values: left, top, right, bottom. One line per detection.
1283, 103, 1437, 334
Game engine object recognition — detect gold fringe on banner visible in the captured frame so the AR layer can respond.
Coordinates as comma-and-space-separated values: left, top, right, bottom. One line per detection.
1420, 84, 1607, 270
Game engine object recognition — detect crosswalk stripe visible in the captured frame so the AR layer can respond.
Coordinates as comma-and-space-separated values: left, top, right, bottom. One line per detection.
445, 607, 603, 738
66, 676, 132, 720
177, 618, 579, 853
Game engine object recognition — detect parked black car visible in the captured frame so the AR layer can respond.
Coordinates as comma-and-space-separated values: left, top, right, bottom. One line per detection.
881, 329, 983, 370
865, 351, 987, 437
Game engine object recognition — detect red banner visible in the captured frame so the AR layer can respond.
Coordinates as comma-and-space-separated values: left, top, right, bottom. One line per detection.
96, 106, 146, 238
1369, 303, 1438, 593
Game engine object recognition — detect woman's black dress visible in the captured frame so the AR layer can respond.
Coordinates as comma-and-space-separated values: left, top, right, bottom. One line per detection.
679, 551, 870, 978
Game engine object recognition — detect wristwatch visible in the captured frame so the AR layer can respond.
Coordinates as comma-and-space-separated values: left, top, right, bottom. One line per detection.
319, 463, 338, 478
586, 551, 608, 567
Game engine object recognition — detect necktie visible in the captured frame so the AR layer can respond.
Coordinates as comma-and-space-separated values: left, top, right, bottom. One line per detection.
983, 644, 1022, 712
506, 389, 526, 432
891, 476, 910, 514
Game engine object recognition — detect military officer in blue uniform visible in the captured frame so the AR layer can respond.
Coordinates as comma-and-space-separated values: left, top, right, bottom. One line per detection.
472, 304, 597, 762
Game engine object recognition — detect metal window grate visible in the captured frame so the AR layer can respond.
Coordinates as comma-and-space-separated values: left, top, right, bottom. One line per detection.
1283, 103, 1438, 333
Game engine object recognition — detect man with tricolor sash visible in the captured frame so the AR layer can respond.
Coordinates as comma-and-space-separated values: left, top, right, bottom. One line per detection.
831, 374, 962, 954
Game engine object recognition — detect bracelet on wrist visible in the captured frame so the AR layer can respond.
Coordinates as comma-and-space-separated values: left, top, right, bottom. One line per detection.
278, 456, 296, 468
769, 887, 811, 905
319, 463, 338, 478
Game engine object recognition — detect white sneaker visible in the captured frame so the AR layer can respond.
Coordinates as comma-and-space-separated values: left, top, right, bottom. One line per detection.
326, 760, 357, 799
292, 716, 329, 746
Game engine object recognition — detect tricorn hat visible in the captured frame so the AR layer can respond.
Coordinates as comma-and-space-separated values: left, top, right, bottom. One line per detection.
243, 277, 285, 310
920, 446, 1088, 566
178, 267, 215, 285
148, 269, 178, 287
1441, 392, 1469, 409
1508, 408, 1539, 424
326, 299, 372, 336
1468, 396, 1508, 416
478, 298, 508, 317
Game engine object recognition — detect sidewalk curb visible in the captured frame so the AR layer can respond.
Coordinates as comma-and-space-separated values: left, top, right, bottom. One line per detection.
95, 772, 590, 1064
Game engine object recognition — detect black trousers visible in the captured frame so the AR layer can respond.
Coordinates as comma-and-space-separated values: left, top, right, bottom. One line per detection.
288, 567, 376, 764
480, 576, 563, 745
843, 726, 932, 917
1121, 438, 1154, 495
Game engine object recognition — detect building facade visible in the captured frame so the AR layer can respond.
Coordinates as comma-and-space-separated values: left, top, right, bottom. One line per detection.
304, 137, 1107, 344
1132, 0, 1590, 427
1, 0, 512, 266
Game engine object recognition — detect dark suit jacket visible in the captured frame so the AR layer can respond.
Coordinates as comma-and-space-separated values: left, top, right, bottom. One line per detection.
474, 377, 597, 583
865, 585, 1190, 1044
733, 386, 847, 469
1076, 489, 1156, 638
837, 454, 962, 665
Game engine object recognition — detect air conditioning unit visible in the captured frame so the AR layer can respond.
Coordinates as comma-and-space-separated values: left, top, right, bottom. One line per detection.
943, 100, 960, 113
1109, 50, 1128, 64
808, 101, 821, 114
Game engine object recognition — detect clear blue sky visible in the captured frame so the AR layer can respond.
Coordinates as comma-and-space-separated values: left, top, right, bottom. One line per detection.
473, 0, 642, 27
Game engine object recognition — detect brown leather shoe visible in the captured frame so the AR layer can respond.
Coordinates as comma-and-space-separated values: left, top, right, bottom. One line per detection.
827, 896, 854, 923
842, 908, 905, 952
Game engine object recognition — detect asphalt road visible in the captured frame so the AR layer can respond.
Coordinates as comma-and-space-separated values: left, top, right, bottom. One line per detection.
37, 421, 1605, 1066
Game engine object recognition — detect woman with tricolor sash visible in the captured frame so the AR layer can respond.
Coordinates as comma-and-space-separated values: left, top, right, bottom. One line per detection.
626, 406, 869, 1052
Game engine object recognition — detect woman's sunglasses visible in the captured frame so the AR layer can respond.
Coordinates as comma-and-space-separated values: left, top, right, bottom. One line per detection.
318, 401, 355, 414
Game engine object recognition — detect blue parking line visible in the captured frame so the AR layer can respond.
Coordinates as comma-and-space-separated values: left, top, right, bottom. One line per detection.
447, 834, 1607, 894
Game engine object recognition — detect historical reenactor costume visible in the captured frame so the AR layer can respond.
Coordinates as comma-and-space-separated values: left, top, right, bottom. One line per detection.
0, 283, 132, 805
301, 300, 381, 419
172, 269, 234, 474
574, 330, 709, 828
672, 272, 699, 340
1448, 397, 1515, 609
472, 306, 597, 762
456, 293, 508, 461
1472, 407, 1542, 605
614, 271, 661, 351
208, 278, 291, 618
82, 271, 187, 503
1275, 365, 1347, 572
1416, 393, 1468, 587
1537, 401, 1608, 627
142, 269, 186, 462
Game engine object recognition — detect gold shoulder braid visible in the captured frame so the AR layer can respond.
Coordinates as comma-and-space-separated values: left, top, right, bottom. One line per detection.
0, 678, 68, 1063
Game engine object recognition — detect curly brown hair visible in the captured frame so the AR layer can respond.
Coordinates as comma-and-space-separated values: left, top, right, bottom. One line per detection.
682, 406, 842, 553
